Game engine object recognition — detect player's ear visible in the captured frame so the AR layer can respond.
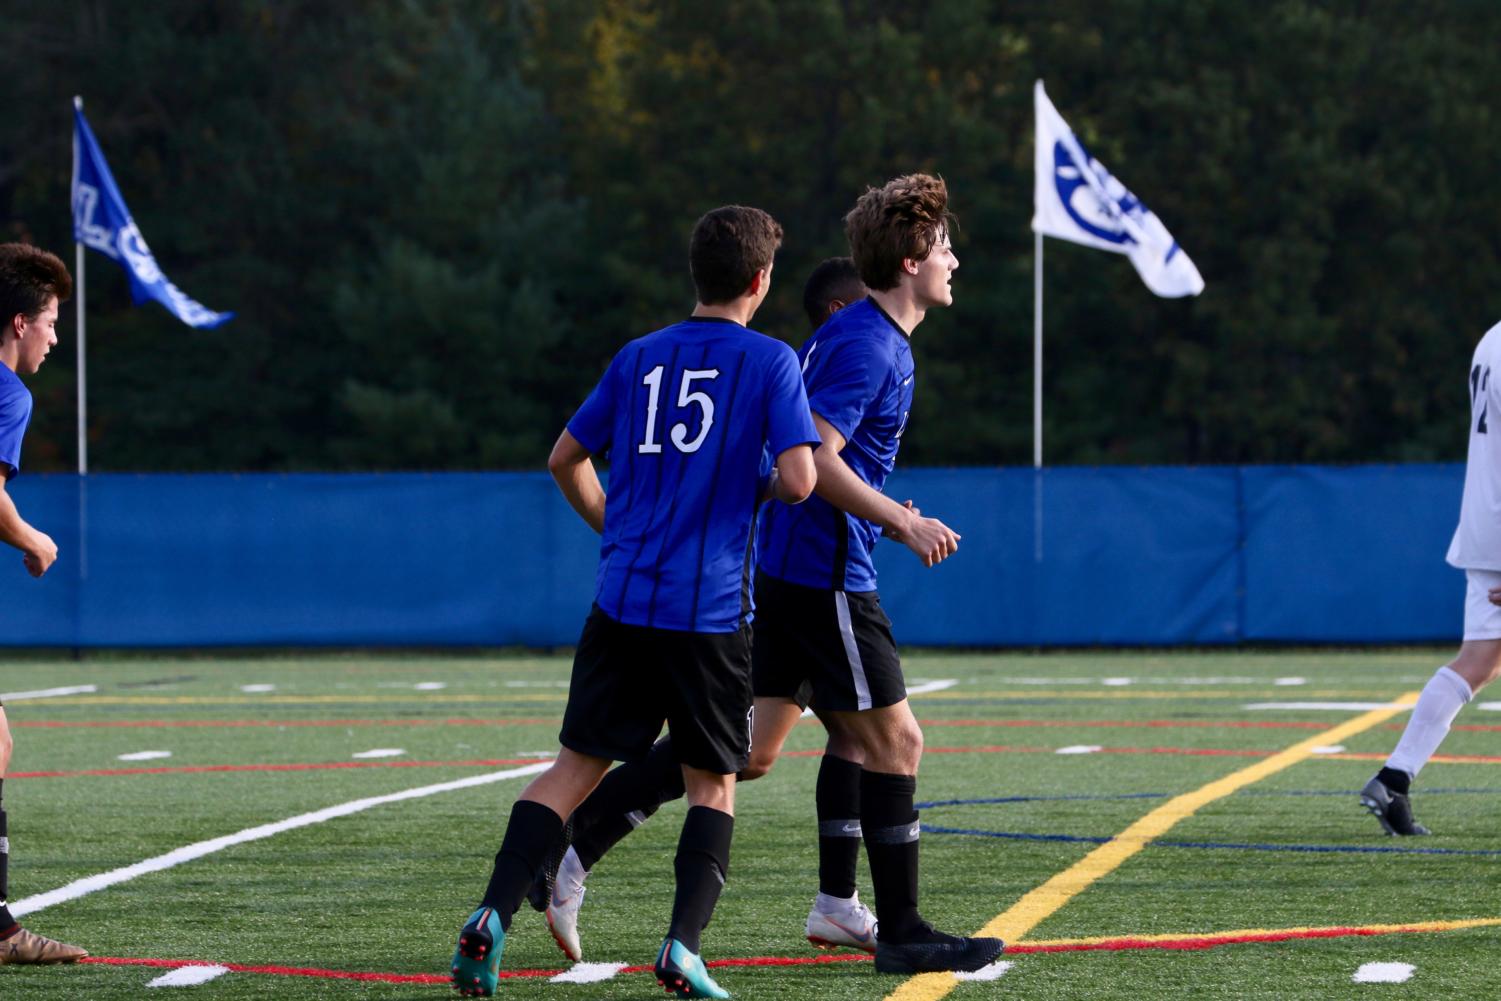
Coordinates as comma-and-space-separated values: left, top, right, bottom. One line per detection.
747, 267, 769, 298
902, 258, 920, 276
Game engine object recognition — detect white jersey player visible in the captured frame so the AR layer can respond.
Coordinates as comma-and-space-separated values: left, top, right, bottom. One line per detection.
1362, 320, 1501, 835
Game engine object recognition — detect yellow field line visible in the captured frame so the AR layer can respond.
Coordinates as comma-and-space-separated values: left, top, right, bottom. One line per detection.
884, 692, 1421, 1001
1023, 915, 1501, 949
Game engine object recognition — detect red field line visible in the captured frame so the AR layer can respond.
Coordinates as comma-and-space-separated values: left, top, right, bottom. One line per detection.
8, 758, 546, 779
20, 716, 1501, 734
77, 918, 1494, 985
11, 718, 553, 729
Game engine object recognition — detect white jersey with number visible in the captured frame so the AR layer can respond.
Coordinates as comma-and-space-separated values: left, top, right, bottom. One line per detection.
1447, 321, 1501, 569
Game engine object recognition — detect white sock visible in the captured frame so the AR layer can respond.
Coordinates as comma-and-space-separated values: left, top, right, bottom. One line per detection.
1387, 665, 1473, 778
557, 845, 588, 892
814, 891, 857, 913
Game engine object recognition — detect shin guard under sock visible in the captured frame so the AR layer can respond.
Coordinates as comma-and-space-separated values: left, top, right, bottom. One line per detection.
573, 737, 685, 870
480, 799, 564, 930
815, 754, 863, 899
860, 769, 922, 941
668, 806, 734, 954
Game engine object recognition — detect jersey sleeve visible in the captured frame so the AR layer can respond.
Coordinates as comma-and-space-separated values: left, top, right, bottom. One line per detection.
0, 383, 33, 481
804, 335, 888, 442
764, 345, 820, 456
566, 350, 624, 455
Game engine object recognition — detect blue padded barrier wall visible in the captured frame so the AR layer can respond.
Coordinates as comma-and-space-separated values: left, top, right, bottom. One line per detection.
1240, 465, 1464, 642
0, 465, 1466, 647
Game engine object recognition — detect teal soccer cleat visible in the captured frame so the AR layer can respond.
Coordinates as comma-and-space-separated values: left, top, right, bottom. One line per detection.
654, 937, 730, 999
451, 906, 505, 996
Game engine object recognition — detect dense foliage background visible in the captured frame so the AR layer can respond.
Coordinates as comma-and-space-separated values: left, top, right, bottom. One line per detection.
3, 0, 1499, 472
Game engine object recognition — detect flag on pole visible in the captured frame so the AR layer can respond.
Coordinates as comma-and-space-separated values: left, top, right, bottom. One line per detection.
70, 99, 233, 328
1032, 80, 1204, 298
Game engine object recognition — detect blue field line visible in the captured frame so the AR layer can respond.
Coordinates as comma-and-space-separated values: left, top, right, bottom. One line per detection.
919, 823, 1501, 856
916, 787, 1501, 810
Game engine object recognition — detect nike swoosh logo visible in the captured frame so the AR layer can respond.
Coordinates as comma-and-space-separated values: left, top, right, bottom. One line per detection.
842, 823, 861, 834
904, 376, 913, 385
823, 916, 874, 943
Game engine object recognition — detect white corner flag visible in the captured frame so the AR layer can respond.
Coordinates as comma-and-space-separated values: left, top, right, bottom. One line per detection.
1032, 80, 1203, 297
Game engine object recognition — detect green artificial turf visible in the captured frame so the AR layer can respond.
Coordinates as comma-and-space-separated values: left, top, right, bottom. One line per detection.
0, 649, 1496, 999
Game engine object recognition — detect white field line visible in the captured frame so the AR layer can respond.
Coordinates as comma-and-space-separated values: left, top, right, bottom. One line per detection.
954, 961, 1013, 982
1353, 962, 1414, 984
1244, 701, 1410, 711
118, 751, 173, 761
351, 748, 406, 759
551, 962, 628, 984
906, 679, 959, 696
12, 762, 551, 918
148, 965, 232, 987
0, 684, 98, 701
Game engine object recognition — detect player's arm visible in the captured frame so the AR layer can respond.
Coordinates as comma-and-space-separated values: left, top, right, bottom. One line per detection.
0, 477, 57, 577
768, 444, 816, 504
547, 429, 606, 535
809, 413, 958, 568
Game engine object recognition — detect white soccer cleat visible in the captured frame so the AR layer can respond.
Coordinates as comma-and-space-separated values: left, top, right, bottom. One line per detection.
805, 891, 878, 954
545, 847, 588, 962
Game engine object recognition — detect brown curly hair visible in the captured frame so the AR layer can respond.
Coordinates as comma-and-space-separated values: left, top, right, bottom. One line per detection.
843, 174, 953, 292
0, 243, 72, 335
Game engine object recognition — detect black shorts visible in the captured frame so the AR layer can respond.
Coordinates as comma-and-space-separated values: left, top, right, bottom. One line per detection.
751, 572, 906, 712
560, 605, 753, 775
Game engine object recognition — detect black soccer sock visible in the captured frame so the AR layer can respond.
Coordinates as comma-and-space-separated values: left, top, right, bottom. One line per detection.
0, 801, 16, 936
573, 738, 686, 871
667, 805, 734, 954
1377, 766, 1412, 795
479, 799, 564, 930
815, 754, 863, 899
860, 769, 923, 942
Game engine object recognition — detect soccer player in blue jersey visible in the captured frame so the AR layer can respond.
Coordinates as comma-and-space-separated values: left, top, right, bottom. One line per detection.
531, 176, 1003, 974
0, 243, 88, 967
755, 174, 1002, 975
530, 258, 881, 964
450, 206, 819, 998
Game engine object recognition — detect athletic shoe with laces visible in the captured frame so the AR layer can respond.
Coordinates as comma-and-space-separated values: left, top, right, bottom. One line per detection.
874, 923, 1004, 974
526, 816, 574, 912
654, 937, 729, 999
545, 847, 589, 962
1360, 775, 1431, 836
805, 892, 878, 953
0, 927, 89, 964
450, 906, 505, 996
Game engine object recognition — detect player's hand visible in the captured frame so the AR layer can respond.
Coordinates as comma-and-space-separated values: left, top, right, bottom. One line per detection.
900, 513, 959, 568
24, 531, 57, 578
1488, 586, 1501, 608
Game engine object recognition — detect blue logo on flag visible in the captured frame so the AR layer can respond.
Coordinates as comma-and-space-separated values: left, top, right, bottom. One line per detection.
71, 104, 233, 329
1052, 141, 1144, 248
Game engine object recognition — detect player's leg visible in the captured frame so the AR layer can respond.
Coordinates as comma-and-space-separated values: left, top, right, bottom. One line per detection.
539, 736, 686, 961
653, 624, 751, 1000
452, 609, 660, 994
805, 708, 877, 953
1362, 569, 1501, 836
1363, 644, 1501, 834
0, 706, 87, 967
816, 589, 1000, 974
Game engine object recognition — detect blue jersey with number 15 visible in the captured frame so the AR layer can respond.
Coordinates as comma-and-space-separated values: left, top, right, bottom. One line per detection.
567, 318, 819, 633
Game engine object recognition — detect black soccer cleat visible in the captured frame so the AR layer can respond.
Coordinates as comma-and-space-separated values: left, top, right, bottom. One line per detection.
1360, 775, 1431, 836
526, 815, 575, 912
874, 924, 1004, 974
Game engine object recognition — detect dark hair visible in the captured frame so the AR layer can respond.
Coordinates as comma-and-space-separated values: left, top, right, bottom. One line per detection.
843, 174, 953, 291
801, 256, 865, 331
689, 206, 783, 305
0, 243, 72, 333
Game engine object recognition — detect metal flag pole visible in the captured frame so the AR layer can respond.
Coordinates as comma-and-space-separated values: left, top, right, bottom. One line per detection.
1033, 230, 1045, 564
73, 96, 87, 476
1033, 230, 1043, 470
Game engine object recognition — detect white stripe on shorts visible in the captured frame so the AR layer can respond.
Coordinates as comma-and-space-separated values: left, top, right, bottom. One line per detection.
835, 591, 873, 711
